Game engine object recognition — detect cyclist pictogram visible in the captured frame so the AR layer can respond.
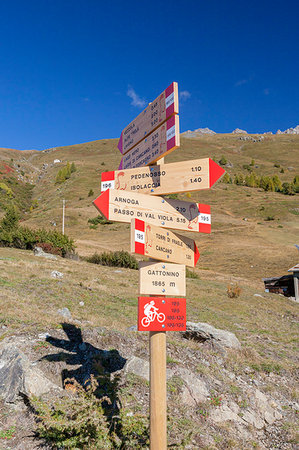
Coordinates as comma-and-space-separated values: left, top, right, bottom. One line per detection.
141, 300, 165, 327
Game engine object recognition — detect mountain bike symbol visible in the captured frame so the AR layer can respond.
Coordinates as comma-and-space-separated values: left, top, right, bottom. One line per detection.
141, 310, 166, 327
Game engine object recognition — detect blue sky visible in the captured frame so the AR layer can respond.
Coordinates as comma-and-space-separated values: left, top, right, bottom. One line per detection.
0, 0, 298, 150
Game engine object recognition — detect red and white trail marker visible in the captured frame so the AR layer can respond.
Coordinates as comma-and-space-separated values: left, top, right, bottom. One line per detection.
118, 82, 179, 155
93, 189, 211, 234
138, 297, 186, 331
101, 158, 225, 196
118, 115, 180, 170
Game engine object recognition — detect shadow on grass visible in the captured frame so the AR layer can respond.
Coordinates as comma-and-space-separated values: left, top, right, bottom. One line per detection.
42, 322, 126, 421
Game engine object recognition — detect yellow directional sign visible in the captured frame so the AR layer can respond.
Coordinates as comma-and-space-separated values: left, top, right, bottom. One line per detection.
93, 189, 211, 233
118, 115, 180, 170
101, 158, 225, 195
139, 261, 186, 296
131, 219, 200, 267
118, 82, 179, 155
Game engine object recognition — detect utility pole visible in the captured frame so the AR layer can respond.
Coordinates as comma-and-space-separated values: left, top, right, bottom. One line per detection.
62, 199, 65, 235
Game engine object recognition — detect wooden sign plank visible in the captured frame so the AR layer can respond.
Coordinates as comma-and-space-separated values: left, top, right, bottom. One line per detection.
118, 82, 179, 155
93, 189, 211, 233
101, 158, 225, 195
131, 219, 200, 267
139, 261, 186, 296
138, 297, 186, 331
118, 115, 180, 170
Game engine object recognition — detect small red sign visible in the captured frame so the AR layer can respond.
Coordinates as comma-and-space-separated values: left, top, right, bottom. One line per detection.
138, 297, 186, 331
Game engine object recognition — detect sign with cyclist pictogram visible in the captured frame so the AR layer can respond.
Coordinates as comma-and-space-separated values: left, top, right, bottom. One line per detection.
138, 297, 186, 331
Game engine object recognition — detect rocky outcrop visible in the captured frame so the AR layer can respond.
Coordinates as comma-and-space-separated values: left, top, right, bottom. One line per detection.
182, 128, 216, 138
183, 321, 241, 349
0, 344, 61, 403
232, 128, 248, 134
33, 246, 57, 260
276, 125, 299, 135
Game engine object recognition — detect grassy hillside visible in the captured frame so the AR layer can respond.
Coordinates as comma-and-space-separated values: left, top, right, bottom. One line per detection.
0, 134, 298, 448
1, 133, 298, 284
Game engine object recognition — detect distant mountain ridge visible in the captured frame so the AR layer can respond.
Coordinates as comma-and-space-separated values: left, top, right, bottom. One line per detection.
182, 124, 299, 137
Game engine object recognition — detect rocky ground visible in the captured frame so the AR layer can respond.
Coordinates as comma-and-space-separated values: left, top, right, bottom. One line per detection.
0, 319, 298, 449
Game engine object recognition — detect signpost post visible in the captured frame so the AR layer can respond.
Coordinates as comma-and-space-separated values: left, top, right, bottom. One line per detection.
93, 82, 224, 449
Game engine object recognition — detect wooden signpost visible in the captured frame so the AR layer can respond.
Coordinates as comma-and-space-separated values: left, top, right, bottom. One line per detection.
118, 115, 180, 170
139, 261, 186, 296
131, 218, 200, 267
118, 82, 179, 155
93, 189, 211, 233
93, 82, 225, 449
102, 157, 225, 196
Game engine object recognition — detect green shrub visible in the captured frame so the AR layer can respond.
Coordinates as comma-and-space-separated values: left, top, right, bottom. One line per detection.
281, 182, 295, 195
164, 193, 179, 199
0, 182, 13, 198
55, 162, 77, 184
88, 189, 94, 197
88, 215, 112, 226
0, 223, 75, 256
31, 375, 149, 449
250, 159, 255, 166
293, 175, 299, 193
219, 155, 227, 166
186, 268, 199, 279
86, 251, 138, 270
272, 175, 282, 192
222, 173, 232, 184
1, 205, 19, 231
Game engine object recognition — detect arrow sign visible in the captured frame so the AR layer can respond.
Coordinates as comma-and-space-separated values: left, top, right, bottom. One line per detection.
118, 82, 179, 155
93, 189, 211, 233
131, 219, 200, 267
101, 158, 225, 196
139, 261, 186, 296
118, 115, 180, 170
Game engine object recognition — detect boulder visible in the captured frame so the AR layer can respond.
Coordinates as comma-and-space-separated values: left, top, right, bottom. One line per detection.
183, 322, 241, 349
0, 344, 61, 403
173, 367, 209, 406
124, 356, 149, 381
33, 246, 57, 260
